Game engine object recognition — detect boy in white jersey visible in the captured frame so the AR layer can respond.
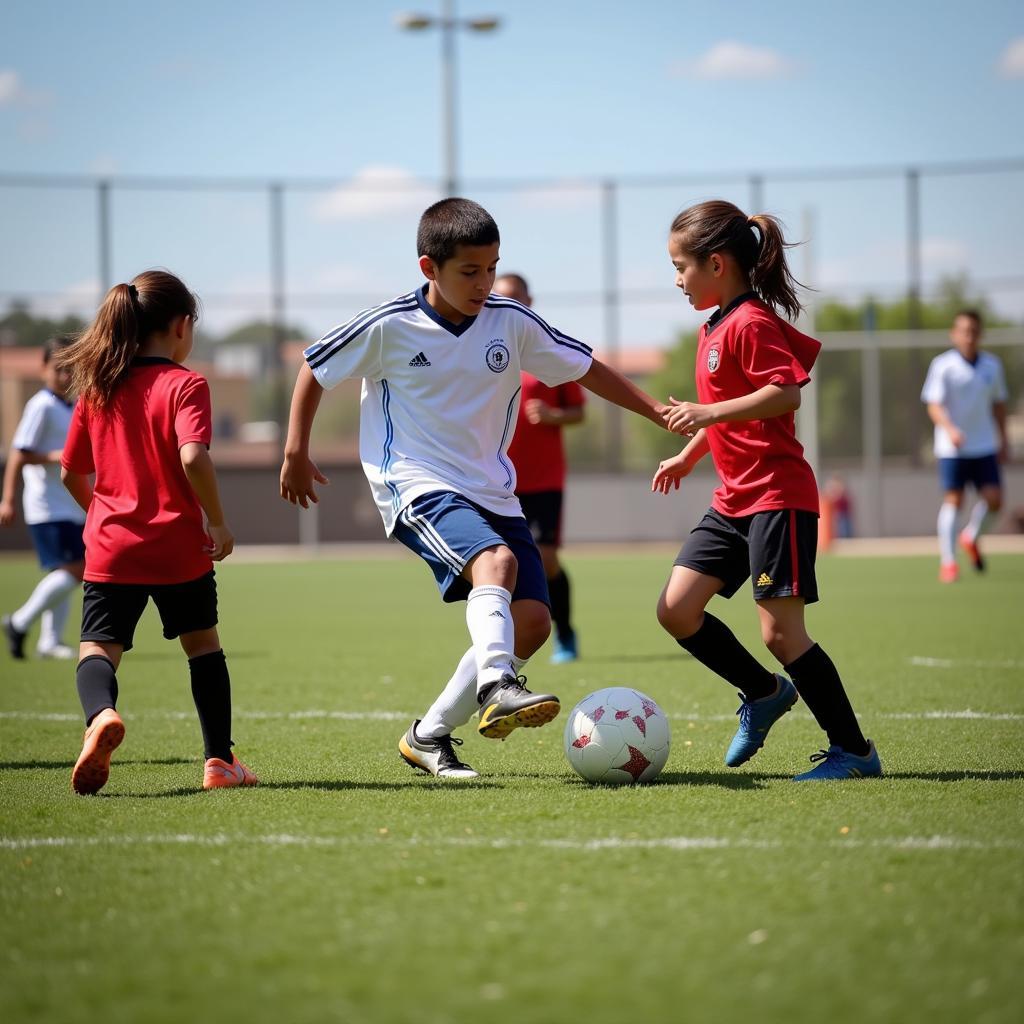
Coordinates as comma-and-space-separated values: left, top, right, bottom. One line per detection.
921, 309, 1009, 583
2, 337, 86, 659
281, 198, 670, 778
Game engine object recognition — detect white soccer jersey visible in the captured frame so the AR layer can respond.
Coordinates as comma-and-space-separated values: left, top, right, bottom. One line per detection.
11, 389, 86, 525
305, 286, 594, 534
920, 349, 1008, 458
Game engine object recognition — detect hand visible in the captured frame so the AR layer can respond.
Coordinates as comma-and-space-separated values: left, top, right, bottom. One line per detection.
651, 454, 693, 495
948, 426, 965, 449
280, 452, 329, 509
0, 499, 15, 527
205, 522, 234, 561
666, 397, 717, 436
524, 399, 554, 425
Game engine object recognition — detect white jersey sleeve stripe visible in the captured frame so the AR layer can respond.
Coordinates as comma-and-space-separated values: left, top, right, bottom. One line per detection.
309, 292, 416, 352
305, 295, 417, 369
484, 298, 593, 357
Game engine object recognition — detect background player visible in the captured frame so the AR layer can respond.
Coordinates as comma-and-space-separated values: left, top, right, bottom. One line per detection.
498, 273, 586, 664
1, 336, 85, 660
280, 198, 669, 779
59, 270, 257, 794
921, 310, 1009, 582
652, 199, 881, 781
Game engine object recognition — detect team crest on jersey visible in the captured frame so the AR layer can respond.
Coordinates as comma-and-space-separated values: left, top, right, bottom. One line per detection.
486, 339, 511, 373
707, 347, 721, 373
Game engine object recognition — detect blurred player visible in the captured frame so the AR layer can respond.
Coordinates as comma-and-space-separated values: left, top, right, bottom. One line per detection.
59, 271, 257, 794
652, 200, 881, 781
498, 273, 585, 663
281, 198, 669, 778
2, 337, 85, 660
921, 310, 1009, 582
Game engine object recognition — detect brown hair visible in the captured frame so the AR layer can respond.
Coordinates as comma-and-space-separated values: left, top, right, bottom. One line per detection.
954, 308, 982, 327
670, 200, 803, 321
42, 335, 74, 365
58, 270, 197, 407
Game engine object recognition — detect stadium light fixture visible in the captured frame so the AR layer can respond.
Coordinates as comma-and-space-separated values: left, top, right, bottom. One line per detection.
394, 4, 502, 196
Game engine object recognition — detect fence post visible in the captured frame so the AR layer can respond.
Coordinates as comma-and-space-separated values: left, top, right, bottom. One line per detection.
906, 167, 923, 465
601, 179, 622, 471
861, 302, 883, 536
97, 179, 111, 299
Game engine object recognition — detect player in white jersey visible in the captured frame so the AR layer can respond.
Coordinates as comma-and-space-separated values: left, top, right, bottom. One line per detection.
921, 310, 1009, 582
2, 337, 87, 658
281, 198, 671, 778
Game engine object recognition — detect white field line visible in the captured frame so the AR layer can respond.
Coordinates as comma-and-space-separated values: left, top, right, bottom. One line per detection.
2, 708, 1023, 723
1, 833, 1022, 853
909, 656, 1024, 670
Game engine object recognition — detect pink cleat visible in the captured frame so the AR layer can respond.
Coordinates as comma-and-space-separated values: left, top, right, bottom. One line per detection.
72, 708, 125, 795
938, 562, 959, 584
203, 754, 258, 790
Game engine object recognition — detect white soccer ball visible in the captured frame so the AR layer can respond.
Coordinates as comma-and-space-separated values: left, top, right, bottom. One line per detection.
563, 687, 671, 785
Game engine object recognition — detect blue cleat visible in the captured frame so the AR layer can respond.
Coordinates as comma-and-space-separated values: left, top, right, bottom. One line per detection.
725, 674, 798, 767
550, 631, 578, 665
792, 740, 882, 781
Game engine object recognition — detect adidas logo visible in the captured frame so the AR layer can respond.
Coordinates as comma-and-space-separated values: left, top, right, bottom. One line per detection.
409, 352, 431, 367
488, 610, 506, 619
756, 572, 773, 586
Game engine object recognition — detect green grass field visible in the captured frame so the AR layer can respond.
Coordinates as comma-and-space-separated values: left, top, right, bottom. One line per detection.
2, 549, 1023, 1024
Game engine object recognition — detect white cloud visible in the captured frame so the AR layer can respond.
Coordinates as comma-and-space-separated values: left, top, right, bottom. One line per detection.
996, 37, 1024, 78
516, 180, 600, 211
0, 68, 51, 108
671, 41, 798, 80
313, 166, 438, 222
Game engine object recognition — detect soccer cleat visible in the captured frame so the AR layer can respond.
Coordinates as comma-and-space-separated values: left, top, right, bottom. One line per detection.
959, 531, 985, 572
203, 754, 258, 790
550, 630, 579, 665
3, 615, 26, 660
37, 643, 76, 660
792, 740, 882, 781
477, 674, 560, 740
398, 720, 479, 779
71, 708, 125, 795
725, 674, 798, 767
938, 562, 959, 584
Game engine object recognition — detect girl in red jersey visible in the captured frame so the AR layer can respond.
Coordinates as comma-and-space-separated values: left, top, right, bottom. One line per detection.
58, 270, 257, 794
652, 201, 881, 781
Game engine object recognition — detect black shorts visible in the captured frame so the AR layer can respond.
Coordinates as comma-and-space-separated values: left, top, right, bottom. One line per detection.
517, 490, 564, 547
81, 571, 218, 652
674, 508, 819, 604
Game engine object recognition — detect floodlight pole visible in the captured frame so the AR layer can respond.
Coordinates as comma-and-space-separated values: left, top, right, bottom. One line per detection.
395, 3, 501, 197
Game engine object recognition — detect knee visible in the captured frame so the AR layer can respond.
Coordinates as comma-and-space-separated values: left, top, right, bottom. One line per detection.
656, 595, 700, 639
761, 624, 788, 662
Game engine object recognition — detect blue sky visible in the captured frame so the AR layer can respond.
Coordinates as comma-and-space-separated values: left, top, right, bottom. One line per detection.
2, 0, 1022, 346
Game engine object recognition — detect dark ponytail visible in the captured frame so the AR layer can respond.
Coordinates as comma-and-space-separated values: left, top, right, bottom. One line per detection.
57, 270, 197, 407
670, 200, 804, 321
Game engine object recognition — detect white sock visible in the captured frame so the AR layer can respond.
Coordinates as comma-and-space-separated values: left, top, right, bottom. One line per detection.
38, 596, 72, 650
963, 499, 994, 542
466, 585, 515, 694
937, 503, 958, 565
12, 569, 78, 634
418, 647, 478, 738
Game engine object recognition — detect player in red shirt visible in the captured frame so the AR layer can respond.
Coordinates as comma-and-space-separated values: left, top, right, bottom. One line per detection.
652, 200, 881, 781
499, 274, 586, 663
59, 270, 257, 794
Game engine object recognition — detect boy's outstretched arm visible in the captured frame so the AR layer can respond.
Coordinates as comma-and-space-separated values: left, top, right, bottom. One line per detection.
280, 362, 330, 508
578, 358, 670, 428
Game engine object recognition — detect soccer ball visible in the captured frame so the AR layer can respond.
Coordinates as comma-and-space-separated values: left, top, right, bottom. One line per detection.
563, 687, 671, 785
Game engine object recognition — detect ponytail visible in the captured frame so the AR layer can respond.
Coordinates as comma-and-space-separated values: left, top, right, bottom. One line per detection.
57, 270, 198, 407
670, 200, 804, 321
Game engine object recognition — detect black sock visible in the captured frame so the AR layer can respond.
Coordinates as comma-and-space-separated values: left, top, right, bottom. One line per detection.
785, 643, 868, 755
76, 655, 119, 725
548, 570, 573, 642
189, 650, 233, 762
676, 613, 776, 700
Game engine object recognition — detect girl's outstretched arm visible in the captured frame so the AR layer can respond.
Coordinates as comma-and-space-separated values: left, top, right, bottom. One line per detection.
651, 431, 711, 494
60, 467, 93, 513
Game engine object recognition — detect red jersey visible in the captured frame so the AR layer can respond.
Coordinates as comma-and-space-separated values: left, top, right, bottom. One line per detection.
696, 295, 820, 518
508, 373, 586, 494
62, 357, 214, 584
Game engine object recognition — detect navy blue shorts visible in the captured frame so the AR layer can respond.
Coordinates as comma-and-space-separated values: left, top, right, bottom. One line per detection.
393, 490, 549, 605
674, 507, 819, 605
81, 570, 218, 652
938, 454, 1001, 493
29, 520, 85, 570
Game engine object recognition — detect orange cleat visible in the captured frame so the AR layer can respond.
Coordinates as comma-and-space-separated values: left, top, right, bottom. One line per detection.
203, 754, 258, 790
959, 532, 985, 572
71, 708, 125, 795
938, 562, 959, 584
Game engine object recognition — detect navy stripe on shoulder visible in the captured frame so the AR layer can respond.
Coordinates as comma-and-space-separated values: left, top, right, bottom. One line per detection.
306, 295, 418, 370
484, 298, 593, 357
